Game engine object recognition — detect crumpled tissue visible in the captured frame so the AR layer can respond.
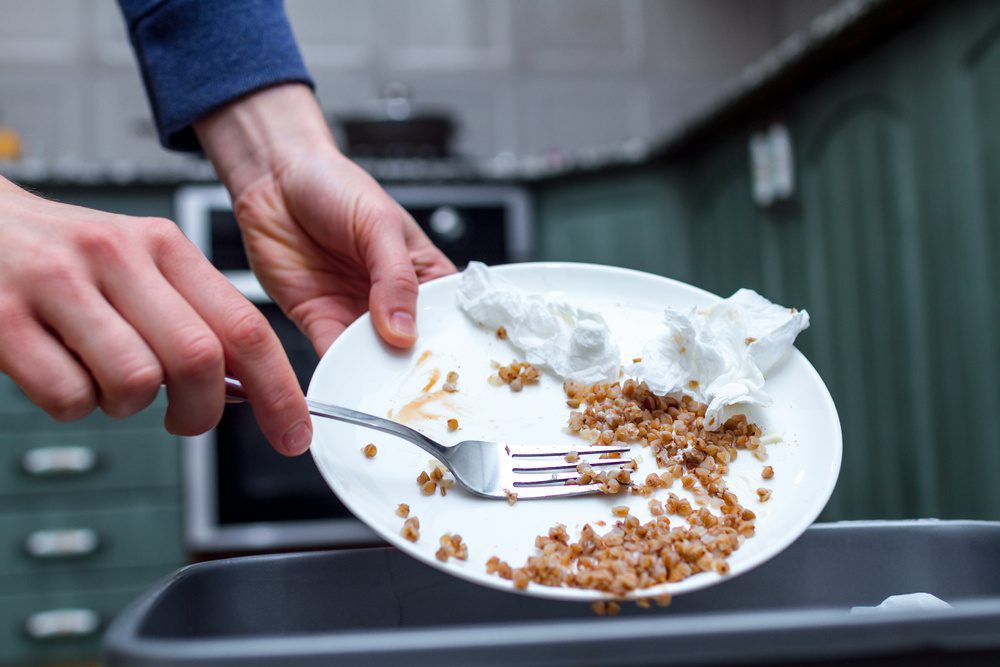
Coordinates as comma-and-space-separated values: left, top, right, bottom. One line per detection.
628, 289, 810, 430
850, 592, 952, 614
456, 262, 621, 384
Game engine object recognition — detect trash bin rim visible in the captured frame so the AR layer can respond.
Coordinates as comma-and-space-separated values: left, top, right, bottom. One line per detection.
103, 520, 1000, 666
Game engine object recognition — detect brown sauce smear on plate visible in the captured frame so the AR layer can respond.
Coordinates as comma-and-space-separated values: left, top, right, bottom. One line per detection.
421, 368, 441, 393
396, 390, 453, 423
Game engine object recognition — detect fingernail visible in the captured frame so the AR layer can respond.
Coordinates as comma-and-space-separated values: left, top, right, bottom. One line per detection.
282, 420, 312, 455
390, 311, 416, 337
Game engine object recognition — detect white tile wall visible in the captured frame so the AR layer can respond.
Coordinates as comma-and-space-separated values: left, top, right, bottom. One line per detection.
645, 0, 808, 83
519, 76, 651, 154
0, 0, 841, 163
512, 0, 644, 72
88, 65, 189, 165
287, 0, 374, 69
0, 0, 86, 64
0, 65, 85, 160
646, 78, 727, 138
92, 0, 137, 66
376, 0, 511, 70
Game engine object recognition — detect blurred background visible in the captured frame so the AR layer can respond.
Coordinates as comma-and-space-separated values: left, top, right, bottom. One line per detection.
2, 0, 999, 664
0, 0, 834, 165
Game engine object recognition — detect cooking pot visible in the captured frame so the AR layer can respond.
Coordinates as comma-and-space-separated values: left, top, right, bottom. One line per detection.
335, 83, 457, 158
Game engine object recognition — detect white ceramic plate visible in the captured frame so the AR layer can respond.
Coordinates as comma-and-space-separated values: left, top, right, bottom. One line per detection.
309, 263, 842, 602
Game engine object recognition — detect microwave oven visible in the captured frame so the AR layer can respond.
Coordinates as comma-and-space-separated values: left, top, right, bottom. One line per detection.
175, 182, 532, 554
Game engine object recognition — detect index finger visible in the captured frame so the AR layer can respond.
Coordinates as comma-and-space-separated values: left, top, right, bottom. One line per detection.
155, 229, 311, 456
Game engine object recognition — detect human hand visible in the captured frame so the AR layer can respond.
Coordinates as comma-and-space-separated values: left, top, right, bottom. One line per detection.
0, 177, 312, 455
195, 84, 456, 355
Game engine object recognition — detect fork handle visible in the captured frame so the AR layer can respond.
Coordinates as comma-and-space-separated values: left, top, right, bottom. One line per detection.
223, 376, 451, 461
223, 376, 249, 402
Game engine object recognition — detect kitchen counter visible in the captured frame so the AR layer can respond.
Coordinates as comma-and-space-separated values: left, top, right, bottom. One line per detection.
0, 155, 498, 187
0, 146, 656, 187
0, 0, 921, 188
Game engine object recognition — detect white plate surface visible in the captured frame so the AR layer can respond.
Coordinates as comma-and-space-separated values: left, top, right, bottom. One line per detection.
309, 263, 842, 602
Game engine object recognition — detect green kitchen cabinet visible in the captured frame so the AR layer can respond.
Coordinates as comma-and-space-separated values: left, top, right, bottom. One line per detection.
533, 0, 1000, 522
536, 168, 693, 280
0, 375, 184, 666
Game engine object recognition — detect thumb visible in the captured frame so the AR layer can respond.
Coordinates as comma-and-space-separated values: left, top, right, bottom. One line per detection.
364, 221, 420, 349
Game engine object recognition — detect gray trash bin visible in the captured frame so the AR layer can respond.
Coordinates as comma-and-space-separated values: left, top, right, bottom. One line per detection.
103, 520, 1000, 666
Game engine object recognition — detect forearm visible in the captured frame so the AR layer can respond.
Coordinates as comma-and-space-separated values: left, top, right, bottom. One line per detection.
194, 83, 337, 198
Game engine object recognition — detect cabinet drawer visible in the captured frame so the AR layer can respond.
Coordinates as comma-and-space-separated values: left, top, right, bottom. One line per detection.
0, 429, 180, 498
0, 504, 183, 577
0, 586, 144, 666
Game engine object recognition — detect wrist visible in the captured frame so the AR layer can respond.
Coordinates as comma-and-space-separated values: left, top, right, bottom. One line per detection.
194, 83, 339, 198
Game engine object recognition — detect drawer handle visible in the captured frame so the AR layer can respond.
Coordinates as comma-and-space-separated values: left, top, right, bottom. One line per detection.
21, 446, 97, 476
24, 608, 100, 640
25, 528, 100, 558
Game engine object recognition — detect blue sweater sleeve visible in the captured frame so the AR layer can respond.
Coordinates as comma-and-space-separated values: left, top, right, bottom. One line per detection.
118, 0, 315, 152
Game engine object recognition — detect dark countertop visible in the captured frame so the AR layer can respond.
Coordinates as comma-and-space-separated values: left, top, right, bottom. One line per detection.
0, 147, 653, 187
0, 0, 915, 188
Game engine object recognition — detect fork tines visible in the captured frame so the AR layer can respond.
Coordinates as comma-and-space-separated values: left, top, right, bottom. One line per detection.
507, 443, 632, 489
505, 444, 630, 458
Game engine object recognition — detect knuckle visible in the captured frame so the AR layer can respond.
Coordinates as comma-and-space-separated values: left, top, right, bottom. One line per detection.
0, 300, 27, 329
36, 263, 84, 296
73, 223, 127, 261
101, 401, 137, 420
164, 414, 215, 438
172, 333, 223, 380
378, 269, 420, 297
359, 203, 400, 231
369, 202, 399, 222
228, 308, 273, 353
165, 401, 222, 437
144, 217, 184, 253
264, 384, 304, 419
145, 216, 179, 236
44, 382, 97, 422
104, 363, 163, 417
120, 363, 164, 396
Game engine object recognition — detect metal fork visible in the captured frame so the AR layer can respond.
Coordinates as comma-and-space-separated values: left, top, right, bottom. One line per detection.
225, 377, 630, 500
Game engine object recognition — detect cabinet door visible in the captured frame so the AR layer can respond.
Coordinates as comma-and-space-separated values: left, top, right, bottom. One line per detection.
931, 1, 1000, 517
792, 67, 928, 520
536, 170, 693, 280
684, 136, 769, 299
771, 0, 1000, 521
